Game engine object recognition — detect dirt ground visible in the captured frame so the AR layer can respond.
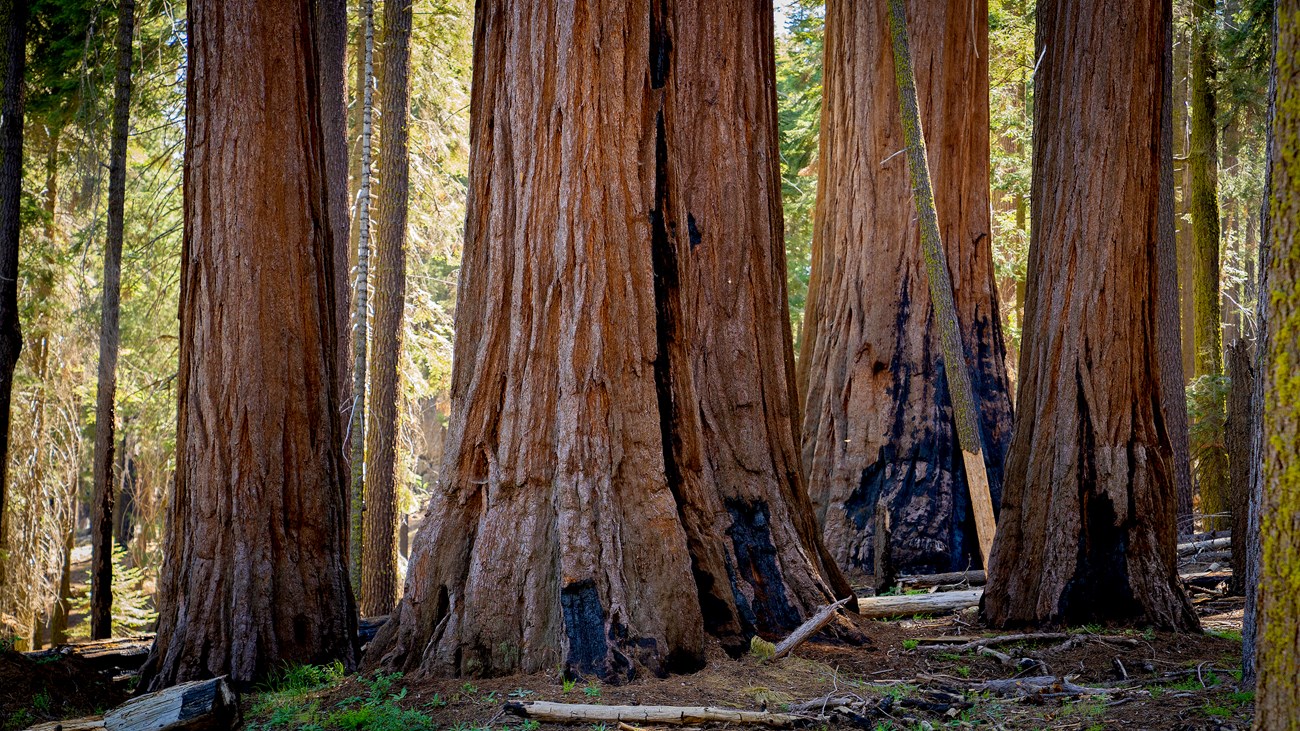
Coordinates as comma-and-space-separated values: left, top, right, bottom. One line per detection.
0, 650, 130, 730
245, 588, 1251, 731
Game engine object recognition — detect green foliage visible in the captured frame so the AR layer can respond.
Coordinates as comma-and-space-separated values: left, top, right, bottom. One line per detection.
774, 1, 824, 340
1187, 374, 1231, 526
561, 677, 577, 694
582, 683, 601, 698
248, 671, 434, 731
69, 544, 157, 638
749, 635, 777, 661
901, 639, 918, 651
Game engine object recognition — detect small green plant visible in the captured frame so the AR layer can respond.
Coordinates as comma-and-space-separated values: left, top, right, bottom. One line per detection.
461, 681, 479, 695
1227, 690, 1254, 705
425, 694, 448, 709
1207, 628, 1243, 643
1202, 704, 1233, 718
509, 688, 535, 698
749, 635, 776, 661
583, 683, 602, 698
956, 665, 971, 678
483, 690, 500, 704
902, 639, 919, 651
521, 721, 540, 731
562, 678, 578, 693
30, 692, 51, 713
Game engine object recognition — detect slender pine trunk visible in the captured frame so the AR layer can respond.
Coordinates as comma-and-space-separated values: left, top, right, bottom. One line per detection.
349, 0, 376, 602
361, 0, 411, 617
90, 0, 136, 641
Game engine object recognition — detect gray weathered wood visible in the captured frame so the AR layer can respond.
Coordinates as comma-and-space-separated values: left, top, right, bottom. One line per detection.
770, 597, 852, 660
898, 570, 986, 588
856, 589, 982, 619
504, 701, 807, 727
24, 677, 238, 731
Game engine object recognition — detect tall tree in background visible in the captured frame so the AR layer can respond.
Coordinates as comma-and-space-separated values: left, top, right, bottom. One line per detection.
1191, 0, 1229, 528
984, 0, 1199, 631
0, 0, 28, 598
798, 0, 1013, 575
89, 0, 137, 642
143, 0, 357, 689
366, 0, 852, 681
360, 0, 413, 617
348, 0, 376, 598
1254, 1, 1299, 718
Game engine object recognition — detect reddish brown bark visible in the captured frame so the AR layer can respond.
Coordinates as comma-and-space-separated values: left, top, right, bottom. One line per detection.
365, 0, 851, 682
983, 0, 1198, 631
797, 0, 1013, 575
360, 0, 412, 618
143, 0, 357, 689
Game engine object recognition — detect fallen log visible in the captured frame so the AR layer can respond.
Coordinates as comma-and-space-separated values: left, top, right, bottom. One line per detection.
25, 677, 238, 731
897, 570, 986, 589
856, 589, 982, 619
503, 701, 807, 728
1177, 537, 1231, 556
24, 636, 153, 673
918, 632, 1068, 653
969, 675, 1109, 698
770, 597, 853, 660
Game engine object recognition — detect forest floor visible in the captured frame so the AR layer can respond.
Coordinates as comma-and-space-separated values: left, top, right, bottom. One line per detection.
241, 583, 1250, 731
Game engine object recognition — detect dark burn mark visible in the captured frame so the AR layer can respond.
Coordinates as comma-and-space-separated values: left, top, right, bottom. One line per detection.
687, 213, 702, 249
725, 499, 800, 634
560, 579, 610, 678
649, 0, 672, 89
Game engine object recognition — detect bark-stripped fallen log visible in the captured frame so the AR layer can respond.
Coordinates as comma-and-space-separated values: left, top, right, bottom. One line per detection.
503, 701, 808, 727
970, 675, 1109, 697
770, 597, 853, 660
24, 636, 154, 673
24, 677, 238, 731
856, 589, 982, 619
1177, 537, 1231, 556
897, 570, 986, 588
918, 632, 1068, 653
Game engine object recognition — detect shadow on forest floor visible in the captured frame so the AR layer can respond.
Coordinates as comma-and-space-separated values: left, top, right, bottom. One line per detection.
242, 591, 1249, 731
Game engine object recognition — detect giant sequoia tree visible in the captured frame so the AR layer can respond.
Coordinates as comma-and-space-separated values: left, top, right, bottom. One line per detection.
797, 0, 1013, 575
366, 0, 852, 681
143, 0, 357, 689
1254, 0, 1300, 719
983, 0, 1199, 631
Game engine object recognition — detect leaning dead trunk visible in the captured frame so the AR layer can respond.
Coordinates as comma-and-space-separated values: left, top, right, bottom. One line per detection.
365, 0, 851, 682
90, 0, 137, 642
143, 0, 357, 689
982, 0, 1198, 631
798, 0, 1013, 575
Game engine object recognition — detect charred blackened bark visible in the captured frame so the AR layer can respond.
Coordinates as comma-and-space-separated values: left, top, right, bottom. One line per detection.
365, 0, 851, 682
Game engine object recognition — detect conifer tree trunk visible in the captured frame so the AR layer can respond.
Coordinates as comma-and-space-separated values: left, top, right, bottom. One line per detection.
360, 0, 412, 617
983, 0, 1199, 631
143, 0, 357, 689
1191, 0, 1222, 378
797, 0, 1013, 575
89, 0, 136, 641
316, 0, 352, 432
348, 0, 376, 601
1254, 2, 1300, 719
1242, 7, 1278, 686
0, 0, 27, 599
366, 0, 851, 681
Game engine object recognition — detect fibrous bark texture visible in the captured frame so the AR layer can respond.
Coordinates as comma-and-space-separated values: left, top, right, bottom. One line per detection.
90, 0, 136, 641
144, 0, 357, 689
1226, 339, 1252, 594
366, 0, 850, 682
360, 0, 412, 618
797, 0, 1012, 575
0, 0, 28, 596
1254, 3, 1300, 721
983, 0, 1199, 631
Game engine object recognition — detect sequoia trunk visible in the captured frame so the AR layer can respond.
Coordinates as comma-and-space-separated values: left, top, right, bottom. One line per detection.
90, 0, 136, 641
365, 0, 851, 681
360, 0, 413, 617
143, 0, 357, 689
982, 0, 1199, 631
797, 0, 1013, 575
1254, 1, 1300, 719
